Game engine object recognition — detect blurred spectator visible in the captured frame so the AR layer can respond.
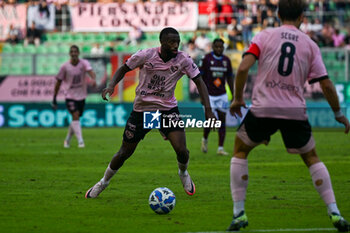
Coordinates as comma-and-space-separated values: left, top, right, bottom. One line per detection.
332, 28, 345, 48
308, 18, 323, 46
308, 30, 320, 45
267, 0, 278, 10
300, 16, 312, 34
195, 32, 211, 53
183, 39, 202, 101
184, 39, 203, 65
218, 0, 233, 25
321, 23, 334, 47
257, 0, 268, 24
226, 17, 243, 49
5, 24, 21, 44
24, 21, 42, 46
123, 24, 143, 46
38, 0, 51, 27
262, 8, 279, 28
240, 9, 253, 47
91, 43, 104, 55
310, 18, 323, 34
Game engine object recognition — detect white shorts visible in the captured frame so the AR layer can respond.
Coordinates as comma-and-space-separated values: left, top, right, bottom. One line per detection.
209, 94, 229, 113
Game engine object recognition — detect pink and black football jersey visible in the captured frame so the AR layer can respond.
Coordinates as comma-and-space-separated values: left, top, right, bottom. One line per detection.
56, 59, 92, 101
126, 47, 200, 111
246, 25, 328, 120
200, 52, 233, 96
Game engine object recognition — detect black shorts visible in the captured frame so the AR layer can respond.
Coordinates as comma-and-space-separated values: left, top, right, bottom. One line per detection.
123, 107, 184, 143
65, 99, 85, 116
237, 111, 315, 154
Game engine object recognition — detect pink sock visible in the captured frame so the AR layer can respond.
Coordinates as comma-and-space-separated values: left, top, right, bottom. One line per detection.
230, 157, 248, 202
71, 120, 83, 143
309, 162, 336, 205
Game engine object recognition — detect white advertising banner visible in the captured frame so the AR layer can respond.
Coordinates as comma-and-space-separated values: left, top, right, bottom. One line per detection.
71, 2, 198, 32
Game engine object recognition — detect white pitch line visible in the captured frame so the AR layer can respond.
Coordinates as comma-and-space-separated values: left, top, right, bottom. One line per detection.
185, 228, 336, 233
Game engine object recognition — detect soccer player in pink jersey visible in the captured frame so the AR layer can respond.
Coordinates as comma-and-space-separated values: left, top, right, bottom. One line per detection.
52, 45, 96, 148
227, 0, 350, 231
200, 38, 234, 156
85, 27, 216, 198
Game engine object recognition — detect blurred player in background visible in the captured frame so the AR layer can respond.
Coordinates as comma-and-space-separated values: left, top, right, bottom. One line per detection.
228, 0, 350, 231
200, 38, 234, 156
52, 45, 96, 148
85, 27, 216, 199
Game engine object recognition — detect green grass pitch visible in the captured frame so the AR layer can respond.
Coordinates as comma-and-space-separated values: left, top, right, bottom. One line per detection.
1, 128, 349, 233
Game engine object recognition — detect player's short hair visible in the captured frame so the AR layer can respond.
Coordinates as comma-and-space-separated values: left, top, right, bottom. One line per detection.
70, 45, 80, 52
159, 27, 179, 42
278, 0, 306, 21
213, 38, 224, 45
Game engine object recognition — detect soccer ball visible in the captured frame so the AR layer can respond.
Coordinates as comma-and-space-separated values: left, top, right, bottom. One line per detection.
148, 187, 176, 214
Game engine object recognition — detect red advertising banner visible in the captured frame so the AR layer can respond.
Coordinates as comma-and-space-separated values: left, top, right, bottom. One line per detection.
0, 4, 27, 41
70, 2, 198, 32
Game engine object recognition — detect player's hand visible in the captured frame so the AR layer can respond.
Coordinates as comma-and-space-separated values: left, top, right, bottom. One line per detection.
230, 99, 247, 118
51, 98, 57, 110
90, 79, 97, 88
204, 109, 218, 130
204, 108, 216, 120
335, 115, 350, 134
101, 87, 114, 101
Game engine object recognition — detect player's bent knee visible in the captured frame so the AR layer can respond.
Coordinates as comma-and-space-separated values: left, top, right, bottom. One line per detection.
234, 136, 253, 158
175, 148, 189, 157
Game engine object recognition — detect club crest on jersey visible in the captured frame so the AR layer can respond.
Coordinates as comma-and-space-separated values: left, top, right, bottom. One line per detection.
170, 66, 178, 73
143, 110, 161, 129
223, 61, 227, 67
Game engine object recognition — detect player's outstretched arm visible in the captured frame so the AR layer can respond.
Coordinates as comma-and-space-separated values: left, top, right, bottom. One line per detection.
192, 75, 216, 120
52, 79, 62, 110
230, 54, 256, 118
320, 78, 350, 134
102, 64, 131, 101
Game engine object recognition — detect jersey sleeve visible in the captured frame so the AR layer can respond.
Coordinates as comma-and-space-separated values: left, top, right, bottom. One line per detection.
243, 43, 260, 59
56, 64, 66, 81
125, 49, 147, 70
83, 59, 93, 71
308, 44, 328, 84
183, 55, 200, 79
248, 30, 265, 58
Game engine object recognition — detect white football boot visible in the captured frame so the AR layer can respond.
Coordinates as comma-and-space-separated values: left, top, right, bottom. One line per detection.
178, 170, 196, 196
85, 179, 109, 198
